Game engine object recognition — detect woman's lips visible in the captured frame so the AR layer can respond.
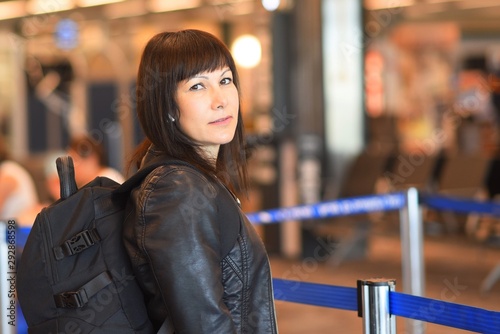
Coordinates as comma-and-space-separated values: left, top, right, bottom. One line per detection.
209, 116, 232, 125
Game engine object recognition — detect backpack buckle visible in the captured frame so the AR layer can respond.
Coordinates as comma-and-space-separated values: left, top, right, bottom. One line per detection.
66, 229, 99, 255
54, 272, 112, 309
54, 228, 101, 260
54, 290, 87, 308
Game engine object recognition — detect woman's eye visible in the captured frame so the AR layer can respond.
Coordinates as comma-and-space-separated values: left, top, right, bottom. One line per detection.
221, 77, 232, 85
190, 83, 204, 91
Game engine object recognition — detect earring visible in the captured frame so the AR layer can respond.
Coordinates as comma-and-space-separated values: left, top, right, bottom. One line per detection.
168, 114, 175, 122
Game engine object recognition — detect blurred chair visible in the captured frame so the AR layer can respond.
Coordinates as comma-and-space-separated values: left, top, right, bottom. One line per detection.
426, 152, 491, 234
465, 157, 500, 293
437, 153, 490, 197
312, 148, 393, 266
339, 148, 394, 198
375, 151, 441, 234
466, 157, 500, 240
382, 152, 440, 193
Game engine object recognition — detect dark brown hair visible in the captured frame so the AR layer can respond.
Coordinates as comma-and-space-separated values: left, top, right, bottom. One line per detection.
131, 29, 248, 192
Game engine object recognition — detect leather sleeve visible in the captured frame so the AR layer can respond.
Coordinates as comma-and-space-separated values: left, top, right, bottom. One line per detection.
136, 166, 237, 333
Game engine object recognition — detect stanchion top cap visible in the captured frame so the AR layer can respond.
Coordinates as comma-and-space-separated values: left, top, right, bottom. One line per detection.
358, 278, 396, 286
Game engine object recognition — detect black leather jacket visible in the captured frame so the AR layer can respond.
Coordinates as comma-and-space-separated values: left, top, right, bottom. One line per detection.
123, 150, 278, 333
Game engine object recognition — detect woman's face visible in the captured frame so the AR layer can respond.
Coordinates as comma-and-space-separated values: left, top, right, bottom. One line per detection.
176, 66, 239, 159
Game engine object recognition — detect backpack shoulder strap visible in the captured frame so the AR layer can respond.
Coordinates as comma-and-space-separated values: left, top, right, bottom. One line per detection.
115, 156, 191, 195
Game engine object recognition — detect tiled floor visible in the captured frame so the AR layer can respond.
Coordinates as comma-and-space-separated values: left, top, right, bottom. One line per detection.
270, 225, 500, 333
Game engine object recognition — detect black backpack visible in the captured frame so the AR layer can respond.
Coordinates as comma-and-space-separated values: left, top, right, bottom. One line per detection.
17, 155, 240, 333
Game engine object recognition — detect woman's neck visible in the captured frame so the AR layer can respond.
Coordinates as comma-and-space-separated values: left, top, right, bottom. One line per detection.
197, 146, 219, 167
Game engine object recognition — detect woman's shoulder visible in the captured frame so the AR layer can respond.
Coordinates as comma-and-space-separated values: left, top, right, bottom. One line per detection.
0, 160, 36, 186
136, 164, 222, 218
1, 159, 27, 174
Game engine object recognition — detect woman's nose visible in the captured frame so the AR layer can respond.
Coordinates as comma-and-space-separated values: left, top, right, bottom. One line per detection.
211, 87, 227, 110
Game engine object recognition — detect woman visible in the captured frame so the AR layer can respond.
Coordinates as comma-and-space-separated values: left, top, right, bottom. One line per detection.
123, 29, 278, 333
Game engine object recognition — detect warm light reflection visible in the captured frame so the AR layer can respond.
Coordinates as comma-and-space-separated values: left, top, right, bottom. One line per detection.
0, 1, 26, 20
458, 0, 500, 9
365, 50, 385, 117
103, 0, 147, 18
231, 34, 262, 69
364, 0, 415, 10
148, 0, 201, 12
27, 0, 74, 14
78, 0, 124, 7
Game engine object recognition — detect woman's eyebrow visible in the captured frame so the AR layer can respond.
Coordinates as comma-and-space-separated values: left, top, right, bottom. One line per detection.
189, 68, 231, 81
221, 68, 232, 76
190, 74, 208, 80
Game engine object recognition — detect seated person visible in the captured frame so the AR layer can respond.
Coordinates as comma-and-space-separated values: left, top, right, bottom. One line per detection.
16, 136, 125, 227
67, 135, 125, 187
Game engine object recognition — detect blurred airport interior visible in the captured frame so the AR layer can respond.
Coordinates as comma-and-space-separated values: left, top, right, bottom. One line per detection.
1, 0, 500, 333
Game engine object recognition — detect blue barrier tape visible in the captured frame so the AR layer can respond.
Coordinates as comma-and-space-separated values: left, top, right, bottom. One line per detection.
248, 193, 406, 224
16, 227, 30, 247
421, 193, 500, 217
10, 193, 500, 333
273, 278, 500, 333
272, 278, 358, 311
390, 291, 500, 334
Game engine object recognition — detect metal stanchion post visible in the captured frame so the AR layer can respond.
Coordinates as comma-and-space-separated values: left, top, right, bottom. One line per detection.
0, 221, 17, 334
357, 278, 396, 334
399, 187, 425, 334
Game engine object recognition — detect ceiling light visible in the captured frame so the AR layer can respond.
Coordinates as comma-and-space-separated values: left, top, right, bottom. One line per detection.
262, 0, 280, 11
261, 0, 293, 11
231, 34, 262, 69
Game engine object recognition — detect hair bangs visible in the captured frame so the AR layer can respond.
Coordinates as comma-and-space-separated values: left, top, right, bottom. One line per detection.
171, 30, 235, 83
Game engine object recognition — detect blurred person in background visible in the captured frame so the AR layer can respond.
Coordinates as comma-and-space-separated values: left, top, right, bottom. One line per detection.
67, 134, 125, 187
17, 136, 125, 226
0, 135, 39, 222
17, 150, 66, 227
